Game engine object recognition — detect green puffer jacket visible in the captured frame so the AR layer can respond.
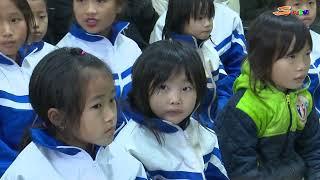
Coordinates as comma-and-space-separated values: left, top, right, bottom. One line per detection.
216, 61, 320, 180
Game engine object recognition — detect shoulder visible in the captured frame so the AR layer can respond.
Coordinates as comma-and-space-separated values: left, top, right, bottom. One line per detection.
116, 34, 142, 55
56, 33, 78, 48
2, 142, 61, 179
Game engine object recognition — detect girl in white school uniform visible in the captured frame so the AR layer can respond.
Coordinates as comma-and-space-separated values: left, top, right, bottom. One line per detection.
57, 0, 141, 100
1, 48, 147, 180
23, 0, 56, 74
114, 40, 228, 180
0, 0, 48, 176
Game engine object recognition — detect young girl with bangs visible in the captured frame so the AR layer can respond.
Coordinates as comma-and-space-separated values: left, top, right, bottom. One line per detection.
216, 11, 320, 180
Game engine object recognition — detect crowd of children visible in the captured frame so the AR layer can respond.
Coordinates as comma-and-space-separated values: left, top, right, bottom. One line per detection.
0, 0, 319, 179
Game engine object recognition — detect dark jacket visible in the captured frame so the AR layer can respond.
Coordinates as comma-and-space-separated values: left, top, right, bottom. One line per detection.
215, 61, 320, 180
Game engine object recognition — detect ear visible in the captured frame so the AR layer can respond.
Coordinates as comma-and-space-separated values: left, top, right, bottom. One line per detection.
47, 108, 65, 129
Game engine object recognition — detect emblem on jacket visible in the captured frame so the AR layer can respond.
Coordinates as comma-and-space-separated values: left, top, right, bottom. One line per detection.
296, 95, 309, 123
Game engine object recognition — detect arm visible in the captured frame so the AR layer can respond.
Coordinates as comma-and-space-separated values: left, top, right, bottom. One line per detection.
0, 140, 18, 176
218, 14, 247, 79
215, 93, 305, 180
296, 108, 320, 180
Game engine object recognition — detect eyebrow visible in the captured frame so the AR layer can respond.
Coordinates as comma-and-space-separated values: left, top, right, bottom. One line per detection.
91, 89, 115, 101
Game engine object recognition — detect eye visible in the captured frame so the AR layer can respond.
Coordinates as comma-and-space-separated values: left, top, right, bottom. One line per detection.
109, 97, 115, 104
92, 103, 102, 109
288, 54, 296, 59
39, 15, 47, 19
182, 86, 193, 91
11, 17, 21, 23
306, 51, 311, 56
159, 84, 167, 90
309, 1, 315, 5
97, 0, 106, 2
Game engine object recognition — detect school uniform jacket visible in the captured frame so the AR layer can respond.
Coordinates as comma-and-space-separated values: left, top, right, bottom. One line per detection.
0, 42, 55, 176
309, 30, 320, 114
0, 128, 147, 180
150, 3, 247, 110
57, 21, 141, 99
215, 61, 320, 180
113, 104, 229, 180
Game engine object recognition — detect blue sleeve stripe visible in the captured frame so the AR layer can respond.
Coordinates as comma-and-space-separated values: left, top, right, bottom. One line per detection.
215, 35, 232, 52
121, 67, 132, 79
205, 163, 229, 180
232, 30, 246, 47
214, 30, 246, 53
148, 170, 203, 179
203, 147, 223, 164
0, 90, 29, 103
312, 57, 320, 68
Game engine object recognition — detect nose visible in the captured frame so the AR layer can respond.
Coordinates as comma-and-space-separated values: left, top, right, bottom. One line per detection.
169, 90, 182, 105
86, 1, 97, 15
203, 18, 211, 27
33, 19, 39, 30
103, 107, 116, 124
1, 22, 13, 38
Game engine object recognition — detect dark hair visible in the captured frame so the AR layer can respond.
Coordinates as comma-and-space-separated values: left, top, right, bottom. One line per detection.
23, 48, 113, 148
247, 11, 312, 92
163, 0, 214, 39
270, 0, 319, 9
128, 40, 207, 143
12, 0, 35, 42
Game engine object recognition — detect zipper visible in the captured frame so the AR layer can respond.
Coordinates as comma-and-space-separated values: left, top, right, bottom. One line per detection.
280, 94, 293, 157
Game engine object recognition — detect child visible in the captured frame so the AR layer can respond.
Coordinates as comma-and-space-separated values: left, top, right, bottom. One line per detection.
216, 11, 320, 179
150, 1, 247, 107
24, 0, 56, 74
162, 0, 229, 127
0, 0, 47, 176
114, 40, 228, 180
1, 48, 147, 180
57, 0, 141, 100
272, 0, 320, 114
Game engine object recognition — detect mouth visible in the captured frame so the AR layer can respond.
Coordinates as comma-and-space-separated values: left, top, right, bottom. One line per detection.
86, 18, 98, 27
105, 126, 115, 135
165, 110, 184, 116
2, 41, 16, 48
294, 75, 307, 82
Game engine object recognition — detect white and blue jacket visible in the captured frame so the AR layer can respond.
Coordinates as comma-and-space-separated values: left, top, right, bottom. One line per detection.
170, 33, 227, 128
1, 128, 147, 180
0, 42, 54, 176
57, 21, 141, 99
114, 103, 229, 180
309, 30, 320, 114
150, 2, 247, 108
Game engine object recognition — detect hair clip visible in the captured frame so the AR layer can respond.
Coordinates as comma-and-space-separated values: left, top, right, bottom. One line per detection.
80, 50, 86, 56
273, 6, 291, 16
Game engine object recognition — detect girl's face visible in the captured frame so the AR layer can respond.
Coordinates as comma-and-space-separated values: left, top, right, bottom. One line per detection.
149, 70, 197, 124
271, 38, 311, 91
183, 16, 213, 40
285, 0, 317, 27
73, 0, 122, 35
27, 0, 48, 42
75, 69, 117, 147
0, 0, 27, 60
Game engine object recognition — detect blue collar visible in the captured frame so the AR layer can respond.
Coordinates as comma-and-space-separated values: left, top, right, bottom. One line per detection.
121, 101, 179, 133
70, 21, 129, 45
171, 33, 209, 48
0, 41, 42, 66
31, 128, 82, 155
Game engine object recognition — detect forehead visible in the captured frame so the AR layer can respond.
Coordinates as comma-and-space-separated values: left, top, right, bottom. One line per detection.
0, 0, 22, 17
27, 0, 46, 11
84, 69, 114, 98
